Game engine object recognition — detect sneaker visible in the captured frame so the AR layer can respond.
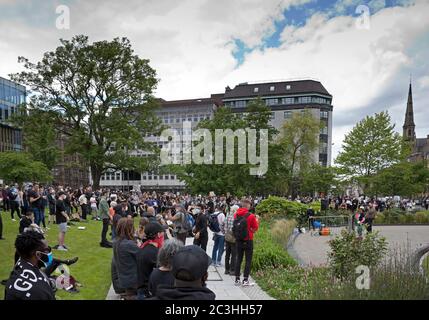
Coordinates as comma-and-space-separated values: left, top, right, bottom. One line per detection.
52, 245, 59, 249
64, 257, 79, 265
224, 270, 230, 275
216, 262, 222, 267
62, 245, 69, 250
242, 279, 255, 287
100, 242, 113, 248
57, 246, 68, 251
234, 279, 241, 286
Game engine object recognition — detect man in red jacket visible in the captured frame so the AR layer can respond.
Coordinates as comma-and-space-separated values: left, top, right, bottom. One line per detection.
233, 206, 259, 286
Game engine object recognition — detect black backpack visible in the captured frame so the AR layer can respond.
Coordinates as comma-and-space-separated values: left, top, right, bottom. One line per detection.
208, 213, 221, 233
233, 213, 250, 241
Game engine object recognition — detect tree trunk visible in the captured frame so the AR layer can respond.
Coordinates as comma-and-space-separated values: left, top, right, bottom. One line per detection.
91, 165, 103, 190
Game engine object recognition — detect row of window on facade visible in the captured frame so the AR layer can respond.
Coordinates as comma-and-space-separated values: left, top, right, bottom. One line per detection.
0, 83, 25, 105
101, 172, 176, 181
157, 113, 211, 124
0, 105, 19, 121
225, 96, 331, 108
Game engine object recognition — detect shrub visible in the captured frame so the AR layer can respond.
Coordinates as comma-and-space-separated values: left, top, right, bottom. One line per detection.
256, 196, 308, 224
253, 221, 297, 271
374, 212, 385, 224
313, 247, 429, 300
328, 230, 388, 280
415, 211, 429, 224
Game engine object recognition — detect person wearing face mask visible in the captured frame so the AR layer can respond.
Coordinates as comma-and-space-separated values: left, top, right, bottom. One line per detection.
192, 204, 208, 252
136, 222, 165, 299
5, 231, 56, 300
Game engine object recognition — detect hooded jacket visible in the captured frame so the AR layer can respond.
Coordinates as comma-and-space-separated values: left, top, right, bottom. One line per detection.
151, 284, 216, 300
234, 208, 259, 241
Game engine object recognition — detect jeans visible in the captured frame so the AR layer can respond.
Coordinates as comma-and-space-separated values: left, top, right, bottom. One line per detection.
225, 240, 236, 272
32, 207, 43, 226
235, 240, 253, 280
212, 234, 225, 264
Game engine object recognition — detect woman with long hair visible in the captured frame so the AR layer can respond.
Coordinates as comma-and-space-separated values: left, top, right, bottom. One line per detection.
112, 217, 140, 300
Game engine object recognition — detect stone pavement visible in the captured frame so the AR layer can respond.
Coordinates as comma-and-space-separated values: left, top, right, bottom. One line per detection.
290, 225, 429, 267
106, 230, 274, 300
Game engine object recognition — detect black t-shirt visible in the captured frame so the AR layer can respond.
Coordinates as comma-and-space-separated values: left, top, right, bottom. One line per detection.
55, 200, 67, 224
195, 213, 208, 234
5, 260, 56, 300
28, 190, 42, 209
148, 268, 175, 297
137, 244, 158, 295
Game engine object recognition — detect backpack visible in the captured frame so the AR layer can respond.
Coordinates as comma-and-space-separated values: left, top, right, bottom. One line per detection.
233, 213, 250, 241
208, 213, 221, 233
9, 189, 18, 201
181, 212, 194, 233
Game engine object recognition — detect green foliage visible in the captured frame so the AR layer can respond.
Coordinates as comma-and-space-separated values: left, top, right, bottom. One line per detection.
300, 164, 340, 196
255, 196, 308, 223
0, 151, 52, 184
374, 210, 429, 225
252, 221, 297, 271
277, 110, 320, 196
328, 230, 388, 280
335, 111, 405, 185
270, 219, 297, 247
368, 161, 429, 197
12, 35, 162, 188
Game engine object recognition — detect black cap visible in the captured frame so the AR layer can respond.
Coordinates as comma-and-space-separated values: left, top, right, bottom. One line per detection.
58, 191, 66, 197
144, 222, 164, 239
171, 245, 212, 281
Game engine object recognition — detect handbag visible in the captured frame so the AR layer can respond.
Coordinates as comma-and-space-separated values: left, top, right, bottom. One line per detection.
225, 230, 236, 243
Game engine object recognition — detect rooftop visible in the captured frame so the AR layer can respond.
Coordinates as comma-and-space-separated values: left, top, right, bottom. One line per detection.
223, 79, 332, 99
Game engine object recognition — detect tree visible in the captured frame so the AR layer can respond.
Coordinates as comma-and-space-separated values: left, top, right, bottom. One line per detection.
11, 35, 163, 189
170, 98, 284, 196
335, 111, 405, 186
301, 164, 340, 196
277, 110, 320, 196
0, 152, 52, 184
11, 110, 60, 170
368, 160, 429, 197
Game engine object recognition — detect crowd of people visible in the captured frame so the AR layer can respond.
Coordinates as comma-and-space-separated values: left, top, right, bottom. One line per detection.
0, 184, 261, 300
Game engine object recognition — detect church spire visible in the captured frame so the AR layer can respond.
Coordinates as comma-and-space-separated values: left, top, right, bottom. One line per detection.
403, 81, 416, 141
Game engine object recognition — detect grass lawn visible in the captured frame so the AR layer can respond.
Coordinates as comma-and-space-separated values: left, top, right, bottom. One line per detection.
0, 211, 113, 300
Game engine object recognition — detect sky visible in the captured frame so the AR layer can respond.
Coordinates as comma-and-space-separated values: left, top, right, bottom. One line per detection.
0, 0, 428, 160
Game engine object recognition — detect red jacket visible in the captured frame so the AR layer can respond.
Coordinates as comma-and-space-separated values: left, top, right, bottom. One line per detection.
234, 208, 259, 240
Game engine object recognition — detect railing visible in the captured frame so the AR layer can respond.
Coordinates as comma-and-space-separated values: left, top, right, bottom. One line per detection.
308, 215, 352, 235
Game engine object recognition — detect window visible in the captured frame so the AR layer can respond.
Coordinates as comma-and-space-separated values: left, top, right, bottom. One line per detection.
116, 172, 121, 180
148, 176, 152, 180
281, 97, 295, 105
286, 85, 291, 90
159, 175, 163, 180
270, 112, 275, 120
319, 142, 328, 154
270, 86, 275, 91
142, 176, 146, 180
298, 96, 311, 104
101, 175, 105, 180
253, 87, 259, 93
165, 175, 169, 180
320, 126, 328, 135
266, 98, 278, 106
170, 175, 175, 180
284, 111, 292, 119
320, 111, 328, 119
234, 100, 246, 108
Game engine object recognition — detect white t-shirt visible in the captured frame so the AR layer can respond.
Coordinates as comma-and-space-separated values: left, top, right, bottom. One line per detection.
215, 212, 226, 236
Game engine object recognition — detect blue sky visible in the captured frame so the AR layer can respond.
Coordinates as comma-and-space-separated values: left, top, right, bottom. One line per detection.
232, 0, 412, 65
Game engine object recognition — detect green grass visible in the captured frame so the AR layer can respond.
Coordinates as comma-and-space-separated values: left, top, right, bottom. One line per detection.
0, 211, 112, 300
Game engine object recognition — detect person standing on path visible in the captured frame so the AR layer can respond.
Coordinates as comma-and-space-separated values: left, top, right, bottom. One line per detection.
28, 184, 43, 227
224, 204, 238, 275
193, 204, 208, 251
211, 205, 226, 267
233, 206, 259, 287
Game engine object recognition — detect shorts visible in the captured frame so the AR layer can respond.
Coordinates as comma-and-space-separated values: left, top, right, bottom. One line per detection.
59, 222, 68, 233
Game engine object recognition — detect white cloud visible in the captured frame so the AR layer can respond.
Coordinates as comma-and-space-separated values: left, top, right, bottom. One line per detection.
0, 0, 428, 161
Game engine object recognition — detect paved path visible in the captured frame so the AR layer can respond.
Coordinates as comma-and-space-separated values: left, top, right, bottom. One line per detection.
106, 231, 273, 300
290, 225, 429, 267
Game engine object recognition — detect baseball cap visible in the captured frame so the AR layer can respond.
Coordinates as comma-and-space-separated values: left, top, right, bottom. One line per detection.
172, 245, 212, 281
144, 222, 164, 238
